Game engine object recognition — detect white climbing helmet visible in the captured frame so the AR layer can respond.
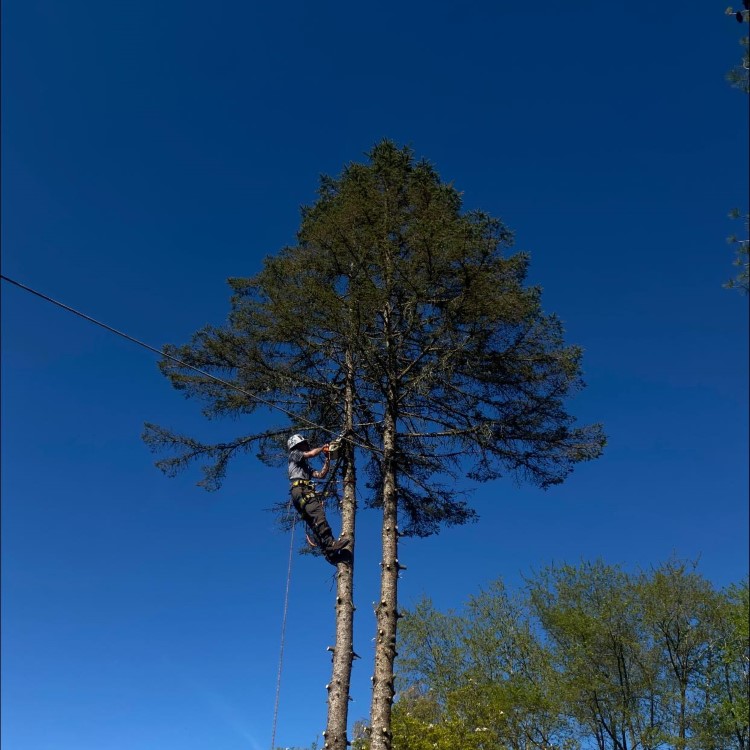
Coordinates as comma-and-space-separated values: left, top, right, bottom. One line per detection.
287, 433, 306, 450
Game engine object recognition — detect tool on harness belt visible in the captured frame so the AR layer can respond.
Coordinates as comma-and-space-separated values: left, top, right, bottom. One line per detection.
291, 479, 314, 488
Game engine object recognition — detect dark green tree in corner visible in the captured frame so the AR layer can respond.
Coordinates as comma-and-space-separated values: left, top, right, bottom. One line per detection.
724, 3, 749, 293
144, 141, 605, 750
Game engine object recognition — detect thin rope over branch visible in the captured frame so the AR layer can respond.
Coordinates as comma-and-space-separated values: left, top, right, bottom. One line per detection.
271, 507, 297, 750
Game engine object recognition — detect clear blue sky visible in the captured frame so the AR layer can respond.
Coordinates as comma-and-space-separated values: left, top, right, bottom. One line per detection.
2, 2, 748, 749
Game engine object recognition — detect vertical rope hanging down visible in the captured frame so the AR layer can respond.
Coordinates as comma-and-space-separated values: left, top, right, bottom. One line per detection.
270, 510, 297, 750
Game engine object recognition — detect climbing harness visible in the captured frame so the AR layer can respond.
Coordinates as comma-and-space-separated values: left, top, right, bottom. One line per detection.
292, 438, 346, 550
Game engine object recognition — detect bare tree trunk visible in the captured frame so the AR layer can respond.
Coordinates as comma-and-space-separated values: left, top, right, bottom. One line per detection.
325, 351, 357, 750
369, 399, 399, 750
678, 684, 687, 750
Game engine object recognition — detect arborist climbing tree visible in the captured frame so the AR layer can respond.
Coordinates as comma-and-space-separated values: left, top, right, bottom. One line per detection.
287, 433, 350, 564
143, 206, 369, 747
144, 140, 606, 750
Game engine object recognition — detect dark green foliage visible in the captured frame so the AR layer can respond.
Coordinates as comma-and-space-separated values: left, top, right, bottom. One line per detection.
142, 422, 289, 490
725, 7, 749, 93
144, 141, 604, 537
299, 142, 605, 526
723, 9, 748, 293
724, 209, 749, 294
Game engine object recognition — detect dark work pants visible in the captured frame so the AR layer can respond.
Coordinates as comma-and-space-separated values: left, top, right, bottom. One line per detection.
290, 484, 335, 548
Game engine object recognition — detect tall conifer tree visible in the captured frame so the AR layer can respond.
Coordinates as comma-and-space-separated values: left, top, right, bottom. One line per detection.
144, 141, 605, 749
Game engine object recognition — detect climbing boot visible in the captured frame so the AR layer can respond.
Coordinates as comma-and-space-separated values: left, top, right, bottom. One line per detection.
324, 541, 352, 566
327, 537, 349, 554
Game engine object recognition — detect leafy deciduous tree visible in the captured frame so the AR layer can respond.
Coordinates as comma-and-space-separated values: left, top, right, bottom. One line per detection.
393, 561, 748, 750
695, 580, 750, 750
639, 559, 716, 750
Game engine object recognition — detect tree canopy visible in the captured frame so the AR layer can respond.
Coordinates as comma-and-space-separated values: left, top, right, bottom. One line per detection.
145, 140, 604, 534
392, 560, 749, 750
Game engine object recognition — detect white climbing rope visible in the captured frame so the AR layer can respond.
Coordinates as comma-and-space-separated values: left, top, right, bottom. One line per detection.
270, 508, 297, 750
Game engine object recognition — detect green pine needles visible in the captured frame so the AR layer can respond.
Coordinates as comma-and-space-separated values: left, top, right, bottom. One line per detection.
143, 141, 606, 750
145, 140, 604, 522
